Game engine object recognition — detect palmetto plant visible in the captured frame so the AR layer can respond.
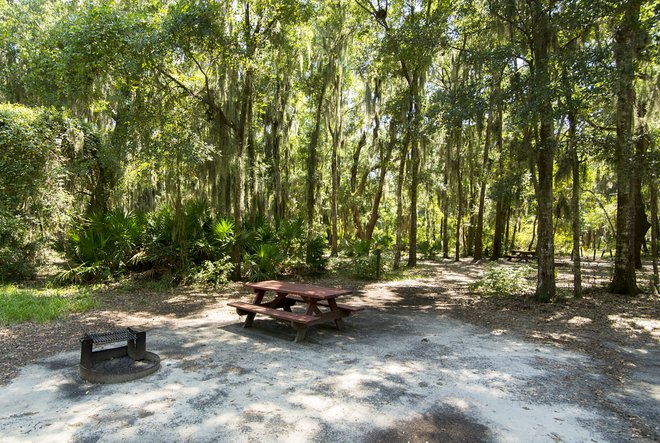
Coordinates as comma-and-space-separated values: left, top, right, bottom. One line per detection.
58, 209, 141, 283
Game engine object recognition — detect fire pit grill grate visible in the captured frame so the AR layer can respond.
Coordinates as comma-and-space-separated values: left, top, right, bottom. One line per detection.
79, 327, 160, 383
83, 329, 137, 345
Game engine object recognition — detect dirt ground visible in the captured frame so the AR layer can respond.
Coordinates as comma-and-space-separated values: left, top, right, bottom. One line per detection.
0, 258, 658, 442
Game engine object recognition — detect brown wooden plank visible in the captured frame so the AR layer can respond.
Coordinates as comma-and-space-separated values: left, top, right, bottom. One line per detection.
286, 295, 364, 312
227, 302, 319, 325
245, 280, 352, 299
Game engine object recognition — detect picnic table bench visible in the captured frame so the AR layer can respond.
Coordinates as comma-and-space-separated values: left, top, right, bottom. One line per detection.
504, 249, 537, 262
227, 280, 363, 342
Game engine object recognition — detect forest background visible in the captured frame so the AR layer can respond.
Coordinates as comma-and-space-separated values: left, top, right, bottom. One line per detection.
1, 0, 659, 302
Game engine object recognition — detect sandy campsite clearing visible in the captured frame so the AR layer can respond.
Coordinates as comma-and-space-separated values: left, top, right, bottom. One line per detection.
0, 260, 658, 442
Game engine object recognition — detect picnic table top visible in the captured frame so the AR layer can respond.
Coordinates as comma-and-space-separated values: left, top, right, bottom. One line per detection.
245, 280, 352, 300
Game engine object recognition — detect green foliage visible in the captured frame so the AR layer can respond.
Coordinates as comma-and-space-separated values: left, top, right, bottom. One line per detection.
470, 264, 535, 297
58, 209, 141, 283
277, 218, 305, 263
418, 238, 442, 259
186, 258, 234, 286
212, 218, 236, 253
0, 211, 39, 282
0, 285, 97, 324
347, 253, 381, 280
243, 244, 282, 282
306, 234, 328, 273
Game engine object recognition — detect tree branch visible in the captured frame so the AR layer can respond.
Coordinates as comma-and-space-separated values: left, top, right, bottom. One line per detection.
581, 114, 616, 132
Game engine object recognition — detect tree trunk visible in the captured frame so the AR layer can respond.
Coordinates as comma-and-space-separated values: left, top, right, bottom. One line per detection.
563, 65, 583, 298
329, 72, 344, 257
634, 126, 651, 268
454, 123, 463, 262
611, 0, 642, 295
474, 110, 492, 260
492, 199, 506, 260
393, 138, 408, 269
350, 132, 367, 239
271, 77, 291, 223
442, 136, 451, 259
306, 80, 327, 261
407, 75, 422, 267
532, 0, 556, 302
364, 116, 394, 245
570, 113, 582, 298
650, 149, 659, 293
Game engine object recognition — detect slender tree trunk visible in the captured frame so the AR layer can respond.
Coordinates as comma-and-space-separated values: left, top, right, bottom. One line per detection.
491, 103, 505, 259
364, 117, 394, 244
634, 125, 651, 268
408, 136, 420, 267
650, 149, 659, 292
394, 138, 408, 269
532, 0, 556, 302
271, 77, 290, 223
474, 111, 492, 260
442, 136, 451, 258
306, 81, 327, 261
407, 75, 422, 267
466, 128, 476, 257
563, 65, 583, 298
329, 72, 344, 257
350, 132, 367, 239
611, 0, 642, 295
570, 114, 582, 298
455, 124, 463, 262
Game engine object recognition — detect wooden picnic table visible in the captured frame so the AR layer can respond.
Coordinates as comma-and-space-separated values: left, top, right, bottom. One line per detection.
505, 250, 537, 262
227, 280, 363, 342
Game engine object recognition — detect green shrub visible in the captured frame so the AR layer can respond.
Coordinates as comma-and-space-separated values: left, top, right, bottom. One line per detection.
58, 209, 141, 282
305, 234, 328, 272
470, 264, 535, 296
0, 212, 39, 282
349, 254, 380, 280
418, 238, 441, 258
243, 243, 282, 281
186, 257, 234, 286
0, 285, 98, 324
211, 217, 236, 256
278, 218, 305, 254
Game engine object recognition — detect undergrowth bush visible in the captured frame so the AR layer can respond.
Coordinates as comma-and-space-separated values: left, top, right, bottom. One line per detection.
186, 257, 234, 286
55, 201, 323, 284
342, 233, 392, 280
470, 264, 535, 296
0, 212, 39, 282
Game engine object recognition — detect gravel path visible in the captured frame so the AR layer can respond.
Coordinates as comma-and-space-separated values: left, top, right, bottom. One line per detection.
0, 259, 658, 442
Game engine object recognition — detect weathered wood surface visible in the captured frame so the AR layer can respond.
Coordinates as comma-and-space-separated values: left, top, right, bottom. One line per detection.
230, 280, 361, 342
245, 280, 352, 299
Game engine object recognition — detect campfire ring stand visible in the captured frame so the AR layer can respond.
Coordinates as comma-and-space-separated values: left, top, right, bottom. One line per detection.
79, 328, 160, 384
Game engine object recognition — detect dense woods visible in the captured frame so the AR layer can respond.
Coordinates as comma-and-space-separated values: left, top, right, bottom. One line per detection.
1, 0, 658, 299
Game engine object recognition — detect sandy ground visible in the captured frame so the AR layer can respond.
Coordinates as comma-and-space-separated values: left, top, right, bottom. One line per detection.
0, 260, 658, 442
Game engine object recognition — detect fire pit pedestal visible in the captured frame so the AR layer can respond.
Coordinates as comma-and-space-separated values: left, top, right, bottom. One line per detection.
79, 328, 160, 384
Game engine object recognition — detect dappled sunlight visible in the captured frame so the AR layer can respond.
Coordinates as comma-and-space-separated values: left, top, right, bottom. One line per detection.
567, 316, 593, 326
608, 314, 660, 340
0, 308, 622, 442
1, 260, 657, 441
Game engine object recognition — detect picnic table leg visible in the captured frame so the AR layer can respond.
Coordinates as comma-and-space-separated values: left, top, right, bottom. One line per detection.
327, 298, 344, 330
244, 312, 256, 328
294, 325, 308, 343
244, 289, 266, 328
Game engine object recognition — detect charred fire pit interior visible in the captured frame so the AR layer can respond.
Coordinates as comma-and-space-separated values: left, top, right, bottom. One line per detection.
79, 327, 160, 384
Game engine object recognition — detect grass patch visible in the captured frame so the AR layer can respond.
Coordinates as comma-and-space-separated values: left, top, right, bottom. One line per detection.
0, 285, 98, 325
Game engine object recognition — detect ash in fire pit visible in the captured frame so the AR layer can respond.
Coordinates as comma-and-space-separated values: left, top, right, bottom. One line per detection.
79, 327, 160, 384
